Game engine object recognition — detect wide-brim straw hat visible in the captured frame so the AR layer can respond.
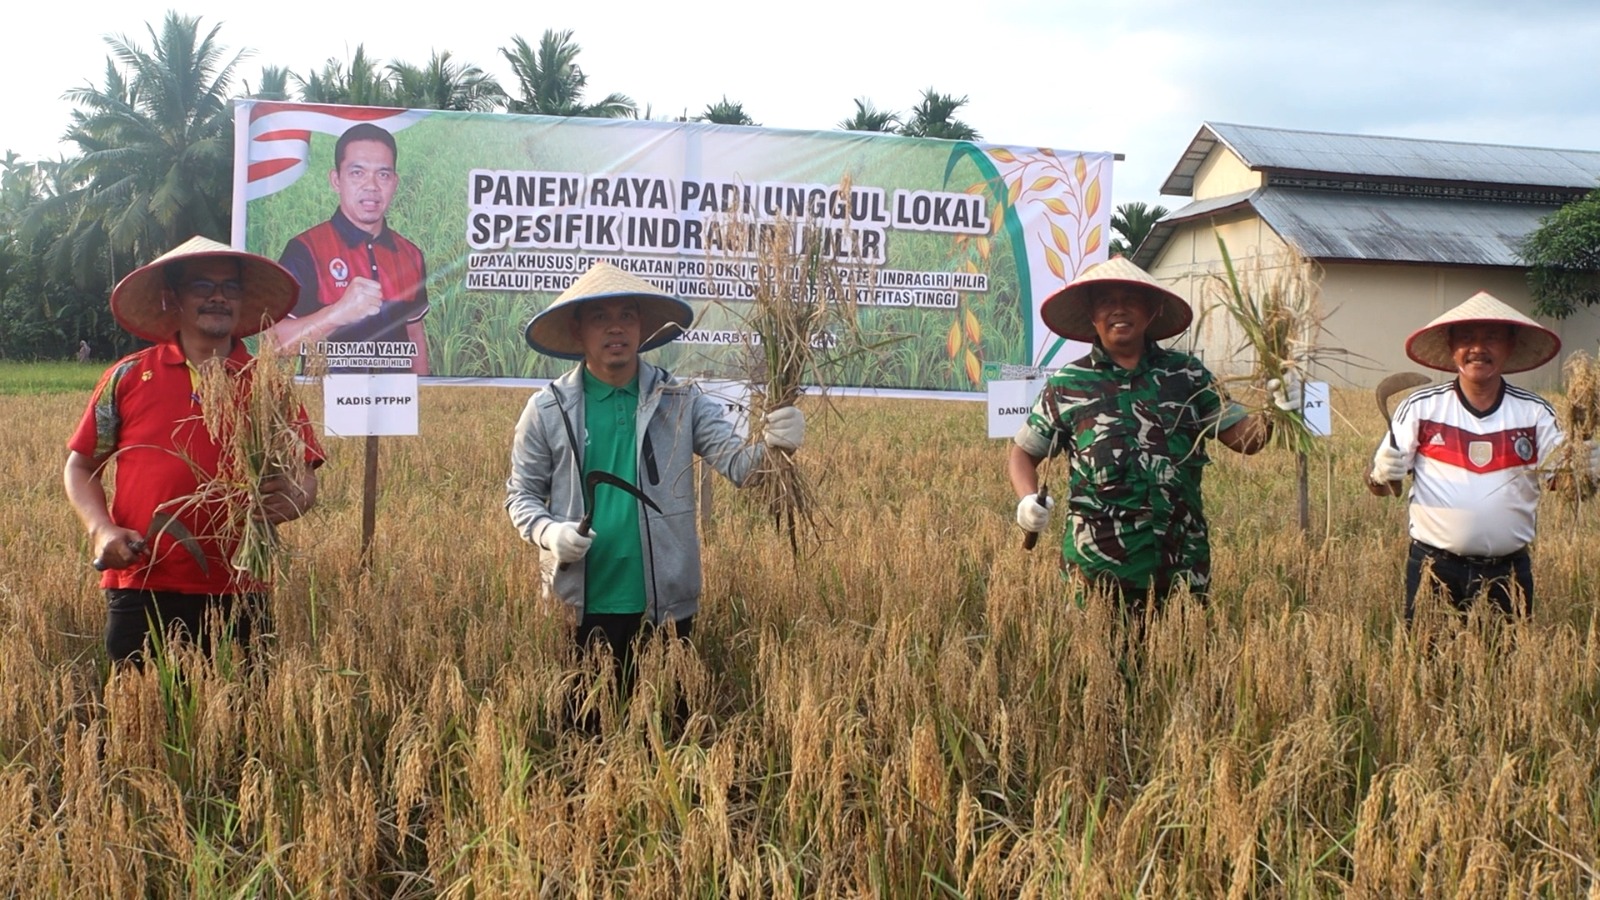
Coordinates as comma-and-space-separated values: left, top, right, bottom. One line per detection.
1404, 291, 1560, 374
1039, 256, 1193, 342
523, 262, 694, 360
110, 236, 299, 343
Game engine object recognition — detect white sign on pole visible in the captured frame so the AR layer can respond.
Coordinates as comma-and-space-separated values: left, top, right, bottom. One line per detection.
323, 374, 420, 436
987, 378, 1334, 439
1302, 381, 1332, 437
696, 379, 752, 439
987, 378, 1045, 439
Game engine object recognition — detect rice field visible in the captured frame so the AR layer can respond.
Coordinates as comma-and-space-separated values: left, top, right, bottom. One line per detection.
3, 378, 1599, 897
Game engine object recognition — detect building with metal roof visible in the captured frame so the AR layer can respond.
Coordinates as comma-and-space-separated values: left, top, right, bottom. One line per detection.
1134, 122, 1600, 388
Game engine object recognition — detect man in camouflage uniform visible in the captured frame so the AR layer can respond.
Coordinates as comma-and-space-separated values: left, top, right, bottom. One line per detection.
1010, 257, 1299, 616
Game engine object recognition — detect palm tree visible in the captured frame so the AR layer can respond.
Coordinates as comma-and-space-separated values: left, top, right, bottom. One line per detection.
838, 97, 899, 133
698, 97, 757, 126
245, 65, 292, 101
900, 88, 980, 141
3, 153, 125, 358
1109, 201, 1170, 258
387, 50, 505, 111
500, 31, 635, 117
30, 13, 240, 285
294, 45, 392, 106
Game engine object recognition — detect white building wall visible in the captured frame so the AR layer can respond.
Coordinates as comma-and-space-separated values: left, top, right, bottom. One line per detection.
1149, 222, 1600, 391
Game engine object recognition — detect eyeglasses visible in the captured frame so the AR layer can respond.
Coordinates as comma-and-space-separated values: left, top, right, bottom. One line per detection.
185, 279, 244, 300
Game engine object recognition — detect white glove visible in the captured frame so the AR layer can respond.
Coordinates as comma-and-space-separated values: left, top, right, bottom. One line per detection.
763, 405, 805, 451
1268, 373, 1304, 413
1370, 442, 1410, 485
1016, 493, 1054, 533
544, 521, 594, 564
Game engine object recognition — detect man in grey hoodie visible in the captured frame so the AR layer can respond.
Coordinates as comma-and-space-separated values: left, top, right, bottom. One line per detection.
506, 262, 804, 719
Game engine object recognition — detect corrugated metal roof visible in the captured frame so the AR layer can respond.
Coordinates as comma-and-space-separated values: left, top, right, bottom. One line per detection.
1130, 189, 1254, 268
1132, 186, 1554, 268
1159, 122, 1600, 195
1255, 188, 1550, 265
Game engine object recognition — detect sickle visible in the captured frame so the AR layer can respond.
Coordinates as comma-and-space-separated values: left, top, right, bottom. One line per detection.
578, 469, 662, 533
1022, 387, 1062, 552
558, 469, 663, 571
92, 511, 209, 574
1373, 371, 1430, 497
1375, 372, 1431, 450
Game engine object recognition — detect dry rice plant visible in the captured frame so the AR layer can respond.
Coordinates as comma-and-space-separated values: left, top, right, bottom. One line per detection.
1552, 350, 1600, 500
707, 177, 880, 554
1208, 235, 1332, 454
183, 339, 318, 581
6, 380, 1600, 897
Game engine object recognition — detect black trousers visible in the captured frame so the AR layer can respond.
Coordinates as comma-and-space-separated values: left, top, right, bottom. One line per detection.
1405, 540, 1532, 621
574, 613, 694, 692
105, 589, 269, 667
568, 613, 693, 732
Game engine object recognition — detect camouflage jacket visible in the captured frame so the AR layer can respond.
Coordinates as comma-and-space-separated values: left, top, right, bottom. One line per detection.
1014, 344, 1245, 594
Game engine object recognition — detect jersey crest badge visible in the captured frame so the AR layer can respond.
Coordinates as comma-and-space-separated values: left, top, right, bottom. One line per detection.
327, 257, 350, 285
1468, 441, 1493, 468
1513, 434, 1534, 462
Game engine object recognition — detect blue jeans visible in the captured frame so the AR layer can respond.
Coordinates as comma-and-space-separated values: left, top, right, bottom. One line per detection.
1405, 540, 1532, 622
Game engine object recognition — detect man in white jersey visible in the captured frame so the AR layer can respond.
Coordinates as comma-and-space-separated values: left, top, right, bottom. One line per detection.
1369, 291, 1594, 620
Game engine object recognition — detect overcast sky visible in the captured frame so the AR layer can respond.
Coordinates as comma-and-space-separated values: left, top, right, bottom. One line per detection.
5, 0, 1599, 208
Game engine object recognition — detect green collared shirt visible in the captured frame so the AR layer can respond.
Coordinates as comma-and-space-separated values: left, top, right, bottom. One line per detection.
1014, 343, 1246, 594
581, 369, 646, 614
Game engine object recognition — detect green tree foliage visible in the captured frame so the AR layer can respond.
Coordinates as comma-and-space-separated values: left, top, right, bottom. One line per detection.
387, 50, 505, 112
1, 154, 124, 359
698, 97, 757, 127
1519, 188, 1600, 318
1110, 201, 1170, 259
838, 98, 900, 133
294, 45, 392, 106
25, 13, 239, 288
900, 88, 979, 141
245, 65, 292, 101
500, 31, 635, 118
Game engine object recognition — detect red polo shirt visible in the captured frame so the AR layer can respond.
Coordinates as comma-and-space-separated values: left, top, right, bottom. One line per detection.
278, 207, 429, 347
68, 339, 324, 594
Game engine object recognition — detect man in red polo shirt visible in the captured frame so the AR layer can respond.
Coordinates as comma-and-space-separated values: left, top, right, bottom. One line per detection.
268, 122, 430, 374
64, 236, 324, 666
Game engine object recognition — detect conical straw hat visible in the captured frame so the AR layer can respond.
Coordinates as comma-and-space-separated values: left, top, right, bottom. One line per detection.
1038, 256, 1192, 342
1404, 291, 1560, 374
109, 236, 299, 342
523, 262, 694, 360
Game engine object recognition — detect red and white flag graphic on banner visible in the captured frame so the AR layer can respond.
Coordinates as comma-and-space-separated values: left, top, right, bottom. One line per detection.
244, 103, 430, 201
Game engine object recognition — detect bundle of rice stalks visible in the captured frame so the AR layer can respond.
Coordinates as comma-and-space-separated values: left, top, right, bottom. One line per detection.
1552, 350, 1600, 499
183, 339, 319, 582
1208, 235, 1330, 455
707, 178, 881, 554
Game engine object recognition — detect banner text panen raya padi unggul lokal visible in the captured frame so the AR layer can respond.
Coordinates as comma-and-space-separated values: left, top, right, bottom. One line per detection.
233, 100, 1111, 391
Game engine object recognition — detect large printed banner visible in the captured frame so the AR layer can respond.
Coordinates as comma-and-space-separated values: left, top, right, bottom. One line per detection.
233, 101, 1108, 390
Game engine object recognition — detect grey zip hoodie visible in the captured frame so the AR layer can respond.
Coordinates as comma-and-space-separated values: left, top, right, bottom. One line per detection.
506, 362, 766, 624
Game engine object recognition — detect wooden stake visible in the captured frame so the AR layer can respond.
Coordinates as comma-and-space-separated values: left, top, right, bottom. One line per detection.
360, 435, 379, 569
1296, 450, 1310, 533
699, 457, 714, 536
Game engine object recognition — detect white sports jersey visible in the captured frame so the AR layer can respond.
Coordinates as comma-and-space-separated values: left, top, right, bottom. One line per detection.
1382, 380, 1561, 557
